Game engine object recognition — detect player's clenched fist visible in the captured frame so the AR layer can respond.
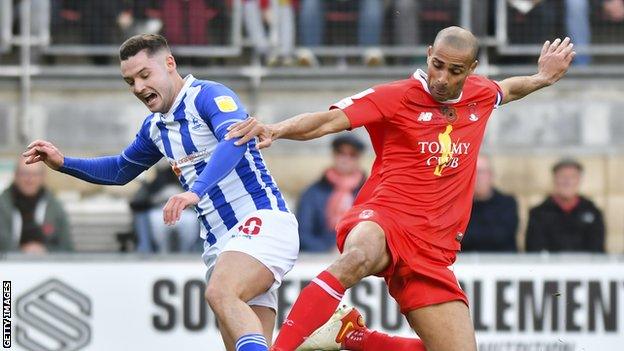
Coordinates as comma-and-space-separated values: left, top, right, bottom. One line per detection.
162, 191, 201, 226
22, 140, 65, 170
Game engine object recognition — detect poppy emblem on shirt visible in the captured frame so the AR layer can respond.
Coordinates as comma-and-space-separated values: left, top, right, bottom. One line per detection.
440, 106, 458, 123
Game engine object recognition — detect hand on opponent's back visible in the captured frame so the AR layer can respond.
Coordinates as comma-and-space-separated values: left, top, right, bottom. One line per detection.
225, 117, 276, 149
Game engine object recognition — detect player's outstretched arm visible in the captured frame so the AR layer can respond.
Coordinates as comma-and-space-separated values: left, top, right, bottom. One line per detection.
497, 37, 576, 105
23, 139, 152, 185
23, 140, 64, 170
225, 109, 351, 149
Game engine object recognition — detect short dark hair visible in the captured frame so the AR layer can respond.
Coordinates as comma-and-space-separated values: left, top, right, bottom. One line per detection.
119, 34, 170, 61
331, 134, 366, 153
552, 158, 584, 174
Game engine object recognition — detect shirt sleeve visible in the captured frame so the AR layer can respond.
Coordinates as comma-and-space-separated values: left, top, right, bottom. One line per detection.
195, 83, 249, 140
490, 79, 504, 109
329, 83, 405, 129
60, 117, 162, 185
122, 116, 163, 168
189, 139, 247, 198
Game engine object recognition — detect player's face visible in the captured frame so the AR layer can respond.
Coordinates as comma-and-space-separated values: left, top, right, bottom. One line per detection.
553, 166, 582, 200
120, 50, 176, 113
426, 45, 477, 102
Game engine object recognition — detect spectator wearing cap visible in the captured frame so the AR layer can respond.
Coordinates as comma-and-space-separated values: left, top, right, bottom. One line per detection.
525, 159, 605, 252
462, 155, 519, 252
296, 134, 367, 252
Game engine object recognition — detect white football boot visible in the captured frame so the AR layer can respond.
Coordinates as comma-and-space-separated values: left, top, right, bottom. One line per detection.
296, 305, 366, 351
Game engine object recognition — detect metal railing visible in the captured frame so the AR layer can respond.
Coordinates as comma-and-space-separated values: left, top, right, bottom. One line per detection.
495, 0, 624, 55
42, 0, 243, 57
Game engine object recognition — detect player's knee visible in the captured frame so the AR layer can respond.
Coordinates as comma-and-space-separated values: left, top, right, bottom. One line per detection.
204, 282, 229, 311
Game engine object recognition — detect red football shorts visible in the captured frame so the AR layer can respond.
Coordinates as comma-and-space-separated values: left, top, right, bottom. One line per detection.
336, 204, 468, 314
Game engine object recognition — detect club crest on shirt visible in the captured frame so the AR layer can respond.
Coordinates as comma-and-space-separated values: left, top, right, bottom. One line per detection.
191, 116, 202, 130
359, 210, 375, 219
468, 103, 479, 121
439, 106, 458, 123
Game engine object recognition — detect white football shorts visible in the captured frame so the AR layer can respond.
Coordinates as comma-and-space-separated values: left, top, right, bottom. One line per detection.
202, 209, 299, 310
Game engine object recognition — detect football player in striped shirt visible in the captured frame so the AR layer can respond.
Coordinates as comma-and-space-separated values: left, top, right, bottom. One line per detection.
23, 34, 298, 351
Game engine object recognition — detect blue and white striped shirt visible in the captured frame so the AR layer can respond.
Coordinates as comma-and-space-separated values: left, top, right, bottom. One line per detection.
122, 75, 289, 246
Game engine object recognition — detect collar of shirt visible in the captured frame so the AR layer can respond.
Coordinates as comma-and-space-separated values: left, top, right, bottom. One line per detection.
412, 69, 463, 104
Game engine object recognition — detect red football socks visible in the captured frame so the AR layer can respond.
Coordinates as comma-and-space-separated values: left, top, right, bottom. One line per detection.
271, 271, 346, 351
342, 329, 426, 351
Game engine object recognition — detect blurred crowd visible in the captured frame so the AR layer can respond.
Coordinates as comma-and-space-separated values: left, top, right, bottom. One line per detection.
0, 137, 608, 255
7, 0, 624, 66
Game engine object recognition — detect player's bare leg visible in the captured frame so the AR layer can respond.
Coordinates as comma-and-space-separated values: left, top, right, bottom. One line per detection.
407, 300, 477, 351
272, 221, 390, 350
252, 305, 276, 346
327, 221, 391, 286
219, 306, 276, 351
205, 251, 275, 350
216, 317, 236, 351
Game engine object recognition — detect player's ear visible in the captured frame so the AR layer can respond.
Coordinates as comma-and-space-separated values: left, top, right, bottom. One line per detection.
469, 59, 478, 73
426, 46, 433, 65
165, 54, 176, 72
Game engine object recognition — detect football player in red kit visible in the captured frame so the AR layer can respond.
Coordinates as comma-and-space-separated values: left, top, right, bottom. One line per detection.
226, 26, 575, 351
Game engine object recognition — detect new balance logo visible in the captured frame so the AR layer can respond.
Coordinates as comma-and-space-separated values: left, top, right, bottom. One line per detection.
418, 112, 433, 122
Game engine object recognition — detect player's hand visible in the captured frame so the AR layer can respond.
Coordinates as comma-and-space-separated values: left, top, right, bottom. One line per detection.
162, 191, 200, 226
535, 37, 576, 86
224, 117, 276, 149
22, 140, 64, 170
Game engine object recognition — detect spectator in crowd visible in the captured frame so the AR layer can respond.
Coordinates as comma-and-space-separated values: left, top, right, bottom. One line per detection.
506, 0, 559, 45
129, 163, 201, 253
526, 159, 605, 252
296, 135, 367, 252
160, 0, 226, 46
242, 0, 296, 66
117, 0, 162, 38
273, 0, 296, 65
593, 0, 624, 49
0, 157, 72, 253
565, 0, 592, 65
297, 0, 385, 66
462, 155, 519, 252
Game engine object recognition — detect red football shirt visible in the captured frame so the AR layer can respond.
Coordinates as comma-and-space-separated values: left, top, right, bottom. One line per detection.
331, 70, 503, 250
